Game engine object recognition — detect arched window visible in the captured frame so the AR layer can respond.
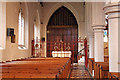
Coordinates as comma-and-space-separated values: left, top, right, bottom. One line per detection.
18, 8, 25, 47
34, 16, 40, 40
34, 21, 37, 40
0, 2, 6, 49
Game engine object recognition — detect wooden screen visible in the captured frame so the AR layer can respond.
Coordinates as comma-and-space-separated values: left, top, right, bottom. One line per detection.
47, 6, 78, 63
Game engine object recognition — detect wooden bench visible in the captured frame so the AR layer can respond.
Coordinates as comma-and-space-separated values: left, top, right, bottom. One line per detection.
1, 57, 71, 79
88, 58, 94, 76
0, 58, 68, 78
104, 55, 109, 63
108, 72, 120, 80
88, 56, 109, 76
2, 73, 57, 78
94, 62, 109, 79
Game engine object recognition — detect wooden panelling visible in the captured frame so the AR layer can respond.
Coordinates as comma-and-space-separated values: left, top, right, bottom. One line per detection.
47, 6, 78, 63
47, 28, 78, 63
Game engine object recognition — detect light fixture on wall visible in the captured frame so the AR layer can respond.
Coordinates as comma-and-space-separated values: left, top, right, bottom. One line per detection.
19, 2, 23, 15
7, 28, 15, 43
7, 28, 14, 36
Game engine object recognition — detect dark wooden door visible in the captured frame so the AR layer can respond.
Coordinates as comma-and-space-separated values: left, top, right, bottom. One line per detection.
47, 6, 78, 63
47, 27, 78, 63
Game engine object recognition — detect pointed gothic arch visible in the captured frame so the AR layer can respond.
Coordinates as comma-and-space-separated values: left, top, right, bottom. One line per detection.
47, 6, 78, 63
48, 6, 78, 26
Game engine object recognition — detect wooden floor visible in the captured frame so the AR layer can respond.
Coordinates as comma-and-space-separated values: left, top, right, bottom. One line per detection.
70, 63, 93, 79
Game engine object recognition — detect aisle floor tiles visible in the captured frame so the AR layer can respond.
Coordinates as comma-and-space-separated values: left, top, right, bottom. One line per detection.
70, 63, 92, 79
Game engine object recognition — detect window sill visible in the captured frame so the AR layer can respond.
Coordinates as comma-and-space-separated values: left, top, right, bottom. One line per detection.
0, 47, 3, 50
0, 47, 5, 50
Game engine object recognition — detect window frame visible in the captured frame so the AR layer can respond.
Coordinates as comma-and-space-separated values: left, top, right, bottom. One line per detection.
18, 9, 26, 49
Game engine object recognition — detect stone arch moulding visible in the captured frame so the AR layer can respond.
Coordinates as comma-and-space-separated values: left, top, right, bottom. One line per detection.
44, 2, 80, 41
43, 2, 80, 57
45, 2, 80, 29
24, 2, 29, 49
35, 9, 41, 39
36, 9, 41, 26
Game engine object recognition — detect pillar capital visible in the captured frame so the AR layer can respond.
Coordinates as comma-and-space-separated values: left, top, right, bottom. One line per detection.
92, 26, 105, 32
93, 25, 105, 29
88, 34, 94, 38
88, 32, 94, 37
104, 3, 120, 19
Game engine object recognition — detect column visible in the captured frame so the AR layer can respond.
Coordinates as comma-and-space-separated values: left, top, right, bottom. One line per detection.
91, 2, 105, 62
88, 34, 94, 58
104, 3, 120, 72
93, 26, 105, 62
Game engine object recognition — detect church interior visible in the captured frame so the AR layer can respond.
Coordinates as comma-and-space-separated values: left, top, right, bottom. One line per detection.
0, 1, 120, 79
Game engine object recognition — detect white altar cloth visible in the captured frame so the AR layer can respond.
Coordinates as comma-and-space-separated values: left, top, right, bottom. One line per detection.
52, 51, 72, 57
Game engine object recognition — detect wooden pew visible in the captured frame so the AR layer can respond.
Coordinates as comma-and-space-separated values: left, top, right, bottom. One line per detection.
88, 58, 94, 76
1, 58, 71, 79
94, 62, 109, 79
2, 73, 57, 78
88, 56, 109, 77
59, 58, 71, 78
99, 63, 109, 79
108, 72, 120, 80
2, 59, 71, 78
104, 55, 109, 63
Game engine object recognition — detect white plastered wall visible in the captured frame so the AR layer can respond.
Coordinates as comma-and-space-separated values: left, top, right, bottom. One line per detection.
0, 2, 87, 60
1, 2, 42, 62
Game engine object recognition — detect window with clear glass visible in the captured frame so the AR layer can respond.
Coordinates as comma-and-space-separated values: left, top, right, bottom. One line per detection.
18, 10, 25, 47
34, 22, 37, 40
